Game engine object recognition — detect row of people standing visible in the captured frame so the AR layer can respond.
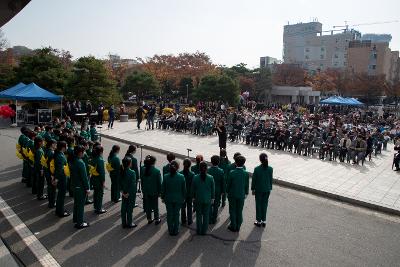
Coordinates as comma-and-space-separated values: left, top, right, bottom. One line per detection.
17, 125, 273, 235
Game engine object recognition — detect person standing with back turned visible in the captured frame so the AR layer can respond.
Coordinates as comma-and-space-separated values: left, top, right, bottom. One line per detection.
251, 153, 273, 228
226, 155, 249, 232
161, 160, 186, 236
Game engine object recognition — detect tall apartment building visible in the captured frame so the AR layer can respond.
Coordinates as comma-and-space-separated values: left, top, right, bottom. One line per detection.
283, 21, 400, 81
347, 40, 400, 81
283, 21, 361, 72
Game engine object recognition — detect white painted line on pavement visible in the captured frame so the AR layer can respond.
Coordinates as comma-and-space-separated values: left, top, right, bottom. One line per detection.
0, 196, 60, 267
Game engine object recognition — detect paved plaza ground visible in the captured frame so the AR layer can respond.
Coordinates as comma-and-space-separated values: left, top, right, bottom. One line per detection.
103, 120, 400, 214
1, 127, 400, 266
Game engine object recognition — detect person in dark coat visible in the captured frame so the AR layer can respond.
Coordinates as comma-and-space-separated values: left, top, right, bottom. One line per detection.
216, 120, 227, 151
108, 105, 115, 129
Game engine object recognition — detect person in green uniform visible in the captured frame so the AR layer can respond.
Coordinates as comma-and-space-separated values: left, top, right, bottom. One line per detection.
192, 161, 215, 235
80, 140, 93, 205
226, 155, 249, 232
162, 153, 175, 178
80, 124, 91, 141
191, 155, 203, 175
218, 149, 231, 207
70, 145, 91, 229
90, 122, 99, 142
44, 139, 56, 208
66, 136, 75, 197
18, 127, 29, 184
121, 157, 138, 228
141, 155, 162, 225
161, 160, 186, 236
34, 137, 47, 200
180, 158, 194, 225
26, 131, 36, 190
252, 153, 273, 228
125, 145, 139, 205
55, 141, 70, 217
207, 155, 225, 224
91, 145, 107, 214
108, 145, 121, 203
42, 125, 55, 142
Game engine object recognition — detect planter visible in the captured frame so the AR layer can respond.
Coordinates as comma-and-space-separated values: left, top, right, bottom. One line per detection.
120, 114, 129, 122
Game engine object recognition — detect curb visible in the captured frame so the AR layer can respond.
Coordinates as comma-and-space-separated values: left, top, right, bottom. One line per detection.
101, 133, 400, 217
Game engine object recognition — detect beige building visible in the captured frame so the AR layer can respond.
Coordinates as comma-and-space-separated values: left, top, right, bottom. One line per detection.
347, 40, 400, 81
283, 21, 361, 72
271, 86, 320, 105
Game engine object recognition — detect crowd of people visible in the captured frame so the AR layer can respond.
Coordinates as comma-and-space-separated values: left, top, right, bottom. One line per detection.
15, 117, 274, 234
154, 103, 400, 168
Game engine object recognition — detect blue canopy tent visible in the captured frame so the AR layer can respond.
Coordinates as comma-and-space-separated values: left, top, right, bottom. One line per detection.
0, 83, 63, 125
320, 96, 364, 106
1, 83, 62, 101
0, 82, 26, 99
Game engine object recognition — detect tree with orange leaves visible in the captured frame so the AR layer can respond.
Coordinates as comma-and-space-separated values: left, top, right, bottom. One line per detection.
272, 64, 307, 86
137, 52, 218, 95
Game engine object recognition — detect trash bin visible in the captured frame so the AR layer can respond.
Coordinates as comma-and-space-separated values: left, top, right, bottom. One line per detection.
120, 114, 128, 122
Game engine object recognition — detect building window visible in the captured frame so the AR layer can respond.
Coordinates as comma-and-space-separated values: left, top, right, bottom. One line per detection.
305, 47, 310, 52
321, 47, 325, 52
305, 55, 309, 60
334, 54, 339, 58
369, 65, 376, 70
320, 55, 324, 59
373, 53, 377, 59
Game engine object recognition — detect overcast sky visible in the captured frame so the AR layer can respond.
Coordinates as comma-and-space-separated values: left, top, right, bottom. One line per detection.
2, 0, 400, 68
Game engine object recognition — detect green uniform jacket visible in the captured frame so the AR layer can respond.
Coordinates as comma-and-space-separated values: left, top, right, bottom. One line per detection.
251, 165, 273, 192
140, 166, 162, 196
26, 139, 34, 164
70, 158, 90, 190
18, 134, 27, 149
82, 152, 90, 177
207, 166, 225, 196
122, 168, 137, 196
179, 170, 195, 198
80, 130, 91, 141
161, 172, 186, 203
218, 158, 231, 175
34, 148, 44, 173
108, 154, 121, 182
126, 153, 139, 178
54, 151, 68, 186
192, 174, 215, 204
44, 148, 54, 178
162, 163, 170, 178
191, 164, 200, 175
67, 147, 74, 163
42, 131, 54, 142
226, 168, 249, 199
91, 156, 105, 184
90, 128, 98, 142
227, 163, 247, 174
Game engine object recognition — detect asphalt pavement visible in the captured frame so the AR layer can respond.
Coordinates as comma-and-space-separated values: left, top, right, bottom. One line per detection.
1, 127, 400, 267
